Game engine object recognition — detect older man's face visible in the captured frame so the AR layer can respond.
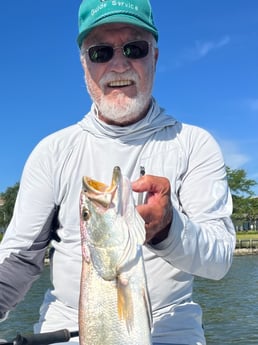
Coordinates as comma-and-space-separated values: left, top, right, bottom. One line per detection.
81, 23, 158, 126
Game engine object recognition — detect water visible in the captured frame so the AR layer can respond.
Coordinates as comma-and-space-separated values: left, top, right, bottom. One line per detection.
0, 267, 51, 341
0, 256, 257, 344
193, 255, 258, 344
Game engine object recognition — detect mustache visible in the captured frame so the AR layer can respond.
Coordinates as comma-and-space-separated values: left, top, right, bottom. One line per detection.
99, 71, 139, 87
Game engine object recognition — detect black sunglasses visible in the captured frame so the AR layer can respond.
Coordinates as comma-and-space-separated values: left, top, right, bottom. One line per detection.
85, 40, 151, 63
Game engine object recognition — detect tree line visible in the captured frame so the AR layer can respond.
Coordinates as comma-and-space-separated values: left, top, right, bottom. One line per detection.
226, 167, 258, 230
0, 168, 257, 232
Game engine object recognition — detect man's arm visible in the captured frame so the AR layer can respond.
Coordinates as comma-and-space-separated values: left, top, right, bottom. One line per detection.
0, 143, 57, 320
132, 129, 236, 280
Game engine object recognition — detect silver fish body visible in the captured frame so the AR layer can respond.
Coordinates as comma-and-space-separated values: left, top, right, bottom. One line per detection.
79, 166, 152, 345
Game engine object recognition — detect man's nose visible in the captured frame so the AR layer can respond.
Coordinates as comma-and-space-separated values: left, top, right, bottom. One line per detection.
109, 47, 131, 72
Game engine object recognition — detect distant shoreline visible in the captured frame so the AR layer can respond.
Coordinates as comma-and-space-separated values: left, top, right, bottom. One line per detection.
235, 237, 258, 256
234, 248, 258, 256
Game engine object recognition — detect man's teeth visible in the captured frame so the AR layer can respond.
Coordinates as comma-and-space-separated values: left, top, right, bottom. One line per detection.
108, 80, 133, 87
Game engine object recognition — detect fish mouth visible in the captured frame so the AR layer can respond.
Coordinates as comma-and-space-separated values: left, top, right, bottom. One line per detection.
82, 166, 122, 208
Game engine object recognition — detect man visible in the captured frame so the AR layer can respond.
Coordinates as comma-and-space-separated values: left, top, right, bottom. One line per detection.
0, 0, 235, 344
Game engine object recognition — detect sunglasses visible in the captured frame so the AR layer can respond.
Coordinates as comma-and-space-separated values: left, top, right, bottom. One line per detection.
85, 40, 151, 63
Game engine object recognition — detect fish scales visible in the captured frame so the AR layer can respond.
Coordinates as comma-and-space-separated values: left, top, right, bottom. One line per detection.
79, 166, 152, 345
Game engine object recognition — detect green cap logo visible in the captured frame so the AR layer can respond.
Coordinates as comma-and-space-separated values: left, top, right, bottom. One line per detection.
77, 0, 158, 48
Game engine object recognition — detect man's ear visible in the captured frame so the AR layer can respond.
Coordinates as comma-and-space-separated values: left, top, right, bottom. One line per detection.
154, 47, 159, 70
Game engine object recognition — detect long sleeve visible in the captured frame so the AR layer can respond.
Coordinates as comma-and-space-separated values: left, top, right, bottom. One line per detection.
147, 124, 236, 280
0, 140, 59, 318
0, 122, 89, 319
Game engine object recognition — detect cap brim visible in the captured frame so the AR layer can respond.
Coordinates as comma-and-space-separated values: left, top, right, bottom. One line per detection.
77, 14, 158, 48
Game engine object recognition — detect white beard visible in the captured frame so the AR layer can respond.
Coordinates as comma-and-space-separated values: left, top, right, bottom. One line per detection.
96, 92, 149, 124
86, 71, 152, 125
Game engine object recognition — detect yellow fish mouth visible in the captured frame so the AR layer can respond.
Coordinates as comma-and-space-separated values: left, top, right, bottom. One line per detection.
82, 166, 122, 208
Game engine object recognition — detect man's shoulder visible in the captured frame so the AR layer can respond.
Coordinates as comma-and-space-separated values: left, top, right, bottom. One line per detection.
30, 123, 84, 159
40, 123, 81, 146
176, 122, 214, 141
45, 123, 81, 140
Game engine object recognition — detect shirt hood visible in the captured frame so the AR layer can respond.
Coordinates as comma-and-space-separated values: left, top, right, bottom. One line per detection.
78, 98, 177, 144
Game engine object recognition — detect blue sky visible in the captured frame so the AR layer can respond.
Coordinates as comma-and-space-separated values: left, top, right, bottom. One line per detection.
0, 1, 257, 194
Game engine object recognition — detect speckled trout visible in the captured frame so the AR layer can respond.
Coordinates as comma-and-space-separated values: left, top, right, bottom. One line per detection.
79, 166, 152, 345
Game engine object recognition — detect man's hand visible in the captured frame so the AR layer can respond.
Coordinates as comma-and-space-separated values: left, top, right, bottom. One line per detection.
132, 175, 173, 244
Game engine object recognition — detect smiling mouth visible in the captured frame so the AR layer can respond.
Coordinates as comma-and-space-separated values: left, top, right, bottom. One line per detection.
108, 80, 134, 88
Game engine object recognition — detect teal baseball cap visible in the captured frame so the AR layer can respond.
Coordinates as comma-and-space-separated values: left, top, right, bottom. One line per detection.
77, 0, 158, 48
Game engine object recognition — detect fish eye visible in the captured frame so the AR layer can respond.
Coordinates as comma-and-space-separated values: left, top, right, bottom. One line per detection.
82, 207, 91, 221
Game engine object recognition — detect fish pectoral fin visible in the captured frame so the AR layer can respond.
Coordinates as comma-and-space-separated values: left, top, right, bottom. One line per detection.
117, 276, 134, 333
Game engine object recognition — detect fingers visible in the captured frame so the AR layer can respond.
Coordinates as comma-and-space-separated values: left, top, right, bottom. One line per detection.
132, 174, 170, 196
132, 175, 173, 244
